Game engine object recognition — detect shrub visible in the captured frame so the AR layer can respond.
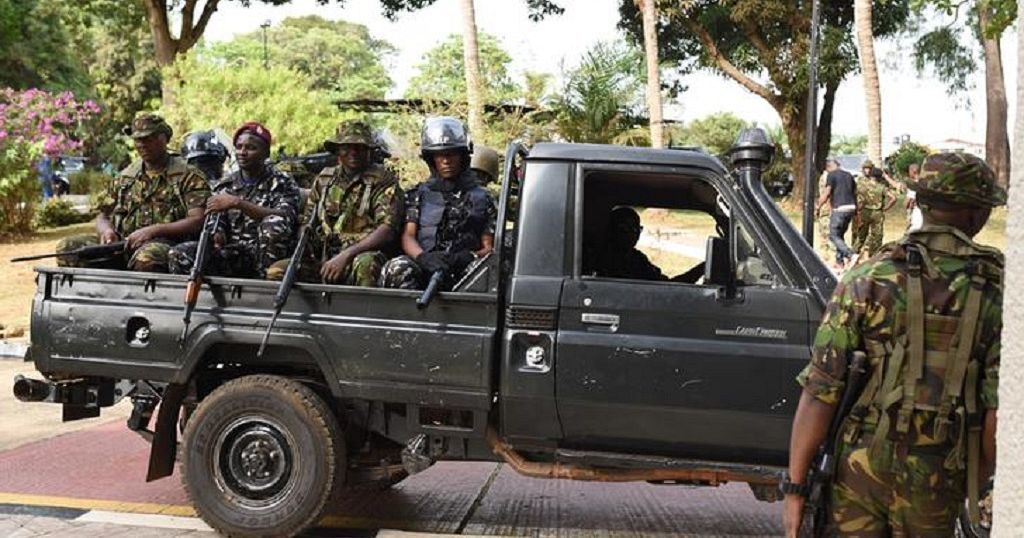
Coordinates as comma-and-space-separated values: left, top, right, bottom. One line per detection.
0, 88, 100, 235
68, 169, 112, 196
33, 197, 91, 228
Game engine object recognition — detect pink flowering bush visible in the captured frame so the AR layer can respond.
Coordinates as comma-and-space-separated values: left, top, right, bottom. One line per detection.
0, 88, 100, 235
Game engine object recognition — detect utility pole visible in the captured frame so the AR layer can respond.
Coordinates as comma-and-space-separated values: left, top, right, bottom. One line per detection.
261, 20, 271, 69
801, 0, 821, 244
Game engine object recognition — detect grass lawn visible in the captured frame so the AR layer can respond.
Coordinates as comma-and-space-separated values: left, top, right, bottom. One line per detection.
0, 222, 93, 338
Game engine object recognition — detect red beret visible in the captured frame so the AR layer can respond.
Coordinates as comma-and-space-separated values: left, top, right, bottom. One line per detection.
233, 122, 272, 148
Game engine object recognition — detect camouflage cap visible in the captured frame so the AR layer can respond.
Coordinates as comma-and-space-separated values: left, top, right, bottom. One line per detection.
909, 152, 1006, 208
860, 159, 875, 169
324, 120, 373, 150
124, 113, 172, 140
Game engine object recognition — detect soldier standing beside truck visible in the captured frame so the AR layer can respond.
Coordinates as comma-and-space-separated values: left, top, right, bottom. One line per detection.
380, 116, 495, 290
783, 152, 1005, 537
55, 114, 210, 272
169, 122, 300, 278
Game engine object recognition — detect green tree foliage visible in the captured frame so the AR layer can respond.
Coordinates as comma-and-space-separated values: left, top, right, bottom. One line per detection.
163, 57, 343, 155
202, 16, 395, 101
378, 0, 563, 21
830, 134, 869, 156
405, 33, 521, 105
674, 112, 750, 156
553, 41, 646, 144
617, 1, 911, 201
884, 141, 930, 179
0, 0, 90, 92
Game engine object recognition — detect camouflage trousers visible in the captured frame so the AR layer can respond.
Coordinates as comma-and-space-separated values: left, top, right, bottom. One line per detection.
168, 215, 293, 278
816, 209, 834, 263
852, 210, 885, 258
55, 233, 173, 272
379, 255, 474, 290
829, 432, 965, 537
265, 251, 387, 287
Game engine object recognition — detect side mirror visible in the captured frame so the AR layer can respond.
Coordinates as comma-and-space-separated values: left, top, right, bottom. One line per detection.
705, 236, 738, 299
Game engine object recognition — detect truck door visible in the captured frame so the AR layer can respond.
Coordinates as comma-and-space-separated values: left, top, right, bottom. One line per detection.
554, 168, 812, 466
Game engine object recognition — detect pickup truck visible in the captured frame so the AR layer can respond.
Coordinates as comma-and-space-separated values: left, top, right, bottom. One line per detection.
15, 128, 837, 537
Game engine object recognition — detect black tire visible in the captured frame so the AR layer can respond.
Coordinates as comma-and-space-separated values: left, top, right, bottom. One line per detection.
180, 375, 344, 538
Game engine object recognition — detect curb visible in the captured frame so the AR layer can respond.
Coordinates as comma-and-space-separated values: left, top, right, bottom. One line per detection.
0, 341, 28, 360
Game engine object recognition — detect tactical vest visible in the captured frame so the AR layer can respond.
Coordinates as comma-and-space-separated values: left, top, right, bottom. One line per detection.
412, 179, 490, 253
841, 227, 1002, 523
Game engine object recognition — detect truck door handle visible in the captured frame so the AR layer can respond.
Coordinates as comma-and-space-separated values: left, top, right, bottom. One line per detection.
581, 313, 619, 332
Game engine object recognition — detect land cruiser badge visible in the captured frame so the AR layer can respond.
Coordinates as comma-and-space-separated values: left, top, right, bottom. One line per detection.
715, 326, 788, 340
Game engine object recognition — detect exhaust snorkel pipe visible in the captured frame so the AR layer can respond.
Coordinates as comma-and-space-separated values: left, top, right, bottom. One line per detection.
728, 128, 836, 309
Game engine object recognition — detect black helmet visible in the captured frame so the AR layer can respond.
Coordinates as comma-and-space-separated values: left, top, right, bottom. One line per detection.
419, 116, 472, 162
182, 130, 228, 162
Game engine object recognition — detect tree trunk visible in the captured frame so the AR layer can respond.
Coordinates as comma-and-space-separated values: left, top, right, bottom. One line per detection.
815, 81, 839, 174
459, 0, 485, 140
854, 0, 882, 164
782, 107, 808, 205
638, 0, 664, 148
991, 3, 1024, 532
979, 3, 1011, 190
142, 0, 177, 67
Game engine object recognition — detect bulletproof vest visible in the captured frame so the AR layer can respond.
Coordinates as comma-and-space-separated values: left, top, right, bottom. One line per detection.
841, 226, 1002, 523
413, 174, 490, 253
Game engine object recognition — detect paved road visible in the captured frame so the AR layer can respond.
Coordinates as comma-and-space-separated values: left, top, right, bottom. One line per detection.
0, 362, 784, 537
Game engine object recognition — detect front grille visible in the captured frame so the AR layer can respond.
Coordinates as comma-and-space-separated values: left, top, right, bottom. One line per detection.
505, 306, 557, 330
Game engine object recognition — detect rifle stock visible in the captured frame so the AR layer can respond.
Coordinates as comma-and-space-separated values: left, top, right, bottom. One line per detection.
12, 240, 126, 262
805, 350, 869, 537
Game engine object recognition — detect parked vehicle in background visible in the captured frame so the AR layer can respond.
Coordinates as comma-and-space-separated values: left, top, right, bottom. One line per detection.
53, 155, 86, 196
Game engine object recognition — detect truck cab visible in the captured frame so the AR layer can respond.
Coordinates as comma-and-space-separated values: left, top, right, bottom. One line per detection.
16, 128, 837, 537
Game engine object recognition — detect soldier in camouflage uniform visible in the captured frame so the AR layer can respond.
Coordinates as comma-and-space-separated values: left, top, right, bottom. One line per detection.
56, 114, 210, 272
169, 122, 299, 278
851, 161, 897, 259
783, 152, 1005, 537
265, 120, 401, 286
380, 117, 496, 290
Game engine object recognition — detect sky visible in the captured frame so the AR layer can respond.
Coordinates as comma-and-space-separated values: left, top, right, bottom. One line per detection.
205, 0, 1014, 155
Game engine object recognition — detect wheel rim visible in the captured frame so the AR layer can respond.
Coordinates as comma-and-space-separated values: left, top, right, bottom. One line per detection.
213, 415, 298, 510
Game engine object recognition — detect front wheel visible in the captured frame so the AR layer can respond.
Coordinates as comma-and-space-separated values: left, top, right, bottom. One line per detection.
180, 375, 344, 537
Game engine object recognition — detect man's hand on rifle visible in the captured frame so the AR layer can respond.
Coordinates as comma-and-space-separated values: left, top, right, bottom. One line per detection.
416, 251, 449, 273
783, 493, 805, 538
99, 229, 119, 245
206, 193, 241, 213
321, 249, 354, 283
126, 226, 158, 250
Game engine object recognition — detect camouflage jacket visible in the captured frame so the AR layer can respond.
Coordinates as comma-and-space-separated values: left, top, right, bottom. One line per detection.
213, 165, 301, 245
856, 176, 889, 212
799, 226, 1003, 447
307, 163, 402, 257
97, 155, 210, 236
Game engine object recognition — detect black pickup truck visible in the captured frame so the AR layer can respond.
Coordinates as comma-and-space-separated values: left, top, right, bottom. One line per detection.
15, 128, 837, 537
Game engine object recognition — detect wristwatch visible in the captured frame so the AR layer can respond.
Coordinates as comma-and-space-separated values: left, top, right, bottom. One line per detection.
779, 475, 810, 497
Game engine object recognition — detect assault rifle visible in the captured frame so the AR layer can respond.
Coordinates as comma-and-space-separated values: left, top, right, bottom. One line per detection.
12, 240, 126, 263
179, 213, 221, 341
802, 350, 869, 537
257, 186, 325, 358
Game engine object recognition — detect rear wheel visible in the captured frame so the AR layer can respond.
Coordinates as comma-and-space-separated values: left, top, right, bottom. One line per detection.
180, 375, 344, 537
